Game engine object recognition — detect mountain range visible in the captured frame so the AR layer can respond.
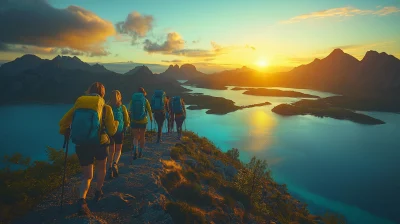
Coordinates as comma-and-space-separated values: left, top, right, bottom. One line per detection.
160, 64, 206, 80
1, 49, 399, 106
186, 49, 400, 97
0, 55, 188, 105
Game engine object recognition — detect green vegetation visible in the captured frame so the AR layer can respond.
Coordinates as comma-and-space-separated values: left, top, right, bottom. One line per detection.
0, 130, 156, 224
243, 88, 320, 98
272, 99, 385, 125
160, 131, 339, 224
0, 148, 81, 223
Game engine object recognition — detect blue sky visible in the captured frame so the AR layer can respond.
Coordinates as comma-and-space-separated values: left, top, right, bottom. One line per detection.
0, 0, 399, 73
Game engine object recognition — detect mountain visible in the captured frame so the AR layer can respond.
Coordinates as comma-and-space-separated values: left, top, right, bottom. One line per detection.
38, 55, 111, 73
0, 55, 188, 105
186, 49, 400, 97
0, 54, 47, 76
160, 64, 205, 80
124, 65, 154, 76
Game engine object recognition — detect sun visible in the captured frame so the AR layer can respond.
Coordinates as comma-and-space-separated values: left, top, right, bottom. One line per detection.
256, 58, 269, 68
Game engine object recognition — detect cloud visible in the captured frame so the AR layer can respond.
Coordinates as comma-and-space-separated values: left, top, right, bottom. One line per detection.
280, 6, 400, 24
192, 40, 200, 44
0, 0, 115, 55
143, 32, 185, 53
246, 45, 256, 50
161, 59, 183, 63
116, 11, 153, 44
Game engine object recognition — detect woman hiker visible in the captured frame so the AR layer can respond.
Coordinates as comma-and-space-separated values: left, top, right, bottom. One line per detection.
59, 82, 119, 216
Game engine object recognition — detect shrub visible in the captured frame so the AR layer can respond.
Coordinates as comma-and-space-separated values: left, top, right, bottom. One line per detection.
170, 183, 214, 207
226, 148, 239, 161
166, 202, 206, 224
0, 147, 80, 223
160, 171, 181, 191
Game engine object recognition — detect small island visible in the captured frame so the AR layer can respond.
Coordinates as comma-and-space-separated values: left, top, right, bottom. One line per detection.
184, 94, 270, 115
231, 87, 247, 91
243, 88, 320, 98
272, 99, 385, 125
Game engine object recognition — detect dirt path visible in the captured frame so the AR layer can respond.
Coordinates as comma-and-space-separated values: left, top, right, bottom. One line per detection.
14, 133, 180, 224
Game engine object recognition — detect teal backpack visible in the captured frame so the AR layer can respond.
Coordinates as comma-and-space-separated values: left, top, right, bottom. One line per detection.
112, 105, 124, 133
151, 90, 165, 111
172, 96, 184, 114
70, 95, 105, 145
130, 93, 146, 120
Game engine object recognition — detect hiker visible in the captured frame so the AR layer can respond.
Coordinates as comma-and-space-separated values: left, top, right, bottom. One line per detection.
168, 96, 175, 132
171, 96, 186, 140
107, 90, 130, 179
59, 82, 119, 216
165, 96, 172, 133
129, 87, 153, 159
151, 90, 168, 143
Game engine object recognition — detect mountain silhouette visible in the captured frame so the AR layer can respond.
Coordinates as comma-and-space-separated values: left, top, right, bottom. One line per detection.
0, 54, 47, 76
0, 55, 187, 105
187, 49, 400, 97
160, 64, 205, 80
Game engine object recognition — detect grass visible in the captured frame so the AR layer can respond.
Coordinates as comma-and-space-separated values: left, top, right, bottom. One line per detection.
166, 202, 206, 224
0, 130, 157, 224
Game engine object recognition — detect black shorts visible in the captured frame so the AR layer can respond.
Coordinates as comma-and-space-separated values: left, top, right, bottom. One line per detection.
75, 144, 109, 166
110, 132, 124, 145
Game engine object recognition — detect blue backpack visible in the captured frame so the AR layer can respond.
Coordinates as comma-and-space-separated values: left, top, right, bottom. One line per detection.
112, 105, 124, 133
70, 95, 105, 145
130, 93, 146, 120
151, 90, 165, 111
172, 96, 184, 114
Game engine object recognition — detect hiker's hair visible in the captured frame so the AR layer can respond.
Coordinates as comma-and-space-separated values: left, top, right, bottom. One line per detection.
86, 82, 105, 97
108, 90, 122, 107
138, 87, 147, 96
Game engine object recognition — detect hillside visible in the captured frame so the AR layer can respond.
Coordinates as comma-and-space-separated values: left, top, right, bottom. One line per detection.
0, 55, 188, 105
160, 64, 206, 80
9, 132, 321, 224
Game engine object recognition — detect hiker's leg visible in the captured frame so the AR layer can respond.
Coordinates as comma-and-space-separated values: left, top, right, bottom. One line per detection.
114, 144, 122, 163
113, 131, 124, 163
132, 128, 139, 152
108, 141, 115, 168
79, 165, 94, 199
75, 145, 95, 199
139, 128, 146, 149
95, 144, 109, 191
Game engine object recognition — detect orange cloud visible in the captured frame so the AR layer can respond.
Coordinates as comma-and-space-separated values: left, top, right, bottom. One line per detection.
115, 11, 154, 44
0, 0, 115, 56
280, 6, 400, 24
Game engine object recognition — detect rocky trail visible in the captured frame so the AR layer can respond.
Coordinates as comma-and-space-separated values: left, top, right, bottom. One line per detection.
14, 133, 180, 224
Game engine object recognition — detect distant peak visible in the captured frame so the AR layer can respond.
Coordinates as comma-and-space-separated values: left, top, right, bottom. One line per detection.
329, 48, 345, 56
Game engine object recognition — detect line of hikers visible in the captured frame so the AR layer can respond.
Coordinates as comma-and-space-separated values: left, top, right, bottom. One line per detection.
58, 82, 186, 216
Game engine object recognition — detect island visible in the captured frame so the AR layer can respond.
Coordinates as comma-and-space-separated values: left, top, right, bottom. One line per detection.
272, 99, 385, 125
243, 88, 319, 98
184, 94, 270, 115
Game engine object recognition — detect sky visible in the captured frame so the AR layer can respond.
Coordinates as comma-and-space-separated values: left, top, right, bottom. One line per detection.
0, 0, 400, 73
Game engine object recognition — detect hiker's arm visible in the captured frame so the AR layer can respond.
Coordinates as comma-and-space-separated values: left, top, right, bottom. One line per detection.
146, 100, 153, 121
122, 105, 130, 128
128, 100, 132, 116
104, 105, 119, 136
59, 106, 76, 135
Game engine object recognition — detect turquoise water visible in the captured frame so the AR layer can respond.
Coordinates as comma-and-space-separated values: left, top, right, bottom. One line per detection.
0, 87, 399, 224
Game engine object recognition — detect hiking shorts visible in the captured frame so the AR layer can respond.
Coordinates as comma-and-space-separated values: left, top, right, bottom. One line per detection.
75, 144, 109, 166
110, 132, 124, 145
131, 122, 147, 129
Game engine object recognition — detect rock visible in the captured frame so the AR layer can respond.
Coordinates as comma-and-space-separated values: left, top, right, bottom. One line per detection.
215, 167, 226, 179
212, 159, 225, 168
161, 150, 171, 157
236, 201, 245, 210
224, 165, 238, 180
161, 156, 171, 161
184, 156, 198, 169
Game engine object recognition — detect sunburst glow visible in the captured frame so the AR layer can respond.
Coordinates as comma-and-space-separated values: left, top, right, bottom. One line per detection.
256, 59, 269, 67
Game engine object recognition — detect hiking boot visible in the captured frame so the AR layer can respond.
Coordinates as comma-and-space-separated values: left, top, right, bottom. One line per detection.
77, 198, 91, 216
138, 151, 143, 158
112, 162, 119, 177
108, 167, 114, 179
94, 190, 104, 202
133, 153, 137, 160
